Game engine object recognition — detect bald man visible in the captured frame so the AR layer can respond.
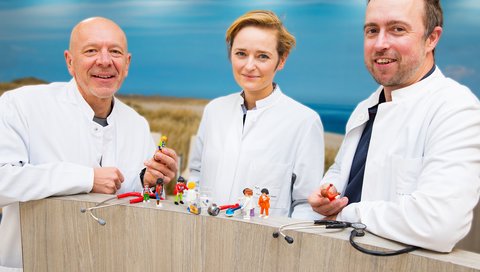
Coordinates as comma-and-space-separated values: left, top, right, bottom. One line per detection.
0, 17, 178, 269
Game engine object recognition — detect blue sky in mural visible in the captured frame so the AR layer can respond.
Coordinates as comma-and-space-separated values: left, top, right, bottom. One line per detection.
0, 0, 479, 109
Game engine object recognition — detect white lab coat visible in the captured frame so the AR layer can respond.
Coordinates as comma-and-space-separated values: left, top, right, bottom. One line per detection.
324, 67, 480, 252
189, 85, 324, 219
0, 79, 155, 269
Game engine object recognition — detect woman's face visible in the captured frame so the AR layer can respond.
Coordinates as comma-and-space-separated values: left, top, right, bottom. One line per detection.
230, 26, 286, 98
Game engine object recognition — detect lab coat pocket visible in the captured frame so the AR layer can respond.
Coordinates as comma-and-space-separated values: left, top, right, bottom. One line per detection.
391, 156, 423, 196
247, 160, 292, 209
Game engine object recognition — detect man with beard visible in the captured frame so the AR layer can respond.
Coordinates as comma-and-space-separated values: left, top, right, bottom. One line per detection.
309, 0, 480, 252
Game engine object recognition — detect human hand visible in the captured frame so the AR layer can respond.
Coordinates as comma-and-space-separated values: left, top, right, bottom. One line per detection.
143, 147, 178, 187
308, 183, 348, 217
92, 167, 124, 194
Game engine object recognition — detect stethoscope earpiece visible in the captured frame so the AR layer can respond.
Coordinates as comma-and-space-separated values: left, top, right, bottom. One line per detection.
284, 236, 294, 244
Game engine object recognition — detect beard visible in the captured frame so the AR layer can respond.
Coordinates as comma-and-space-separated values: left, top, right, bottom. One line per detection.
370, 62, 421, 88
366, 49, 425, 89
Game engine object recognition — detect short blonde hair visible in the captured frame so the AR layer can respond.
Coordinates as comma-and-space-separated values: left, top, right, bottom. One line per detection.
226, 10, 296, 59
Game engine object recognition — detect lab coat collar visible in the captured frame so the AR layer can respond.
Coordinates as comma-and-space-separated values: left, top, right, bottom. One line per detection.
238, 83, 283, 110
346, 66, 444, 132
65, 78, 119, 125
65, 78, 95, 120
256, 84, 283, 109
346, 88, 384, 132
390, 66, 443, 102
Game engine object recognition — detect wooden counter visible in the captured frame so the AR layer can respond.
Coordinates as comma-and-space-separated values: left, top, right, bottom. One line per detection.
19, 194, 480, 272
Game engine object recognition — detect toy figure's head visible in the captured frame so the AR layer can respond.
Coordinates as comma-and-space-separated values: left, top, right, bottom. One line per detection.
161, 135, 168, 142
243, 188, 253, 197
156, 178, 164, 186
187, 181, 196, 190
177, 176, 185, 184
261, 188, 269, 195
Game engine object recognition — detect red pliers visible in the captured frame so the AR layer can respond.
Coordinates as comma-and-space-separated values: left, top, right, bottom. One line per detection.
116, 192, 156, 204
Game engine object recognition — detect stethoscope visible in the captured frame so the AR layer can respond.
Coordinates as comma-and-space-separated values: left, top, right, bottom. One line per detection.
80, 192, 156, 225
273, 220, 418, 256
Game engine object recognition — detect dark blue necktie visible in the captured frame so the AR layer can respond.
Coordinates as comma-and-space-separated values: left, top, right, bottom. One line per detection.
343, 91, 385, 203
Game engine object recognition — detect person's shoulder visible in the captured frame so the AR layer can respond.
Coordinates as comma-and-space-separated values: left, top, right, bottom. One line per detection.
113, 98, 149, 124
1, 81, 68, 102
438, 76, 478, 103
280, 93, 320, 120
205, 92, 241, 111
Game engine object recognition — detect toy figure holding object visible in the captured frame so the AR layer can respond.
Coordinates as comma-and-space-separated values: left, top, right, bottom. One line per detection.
155, 178, 164, 206
258, 188, 270, 218
321, 184, 340, 201
174, 176, 187, 205
240, 188, 254, 219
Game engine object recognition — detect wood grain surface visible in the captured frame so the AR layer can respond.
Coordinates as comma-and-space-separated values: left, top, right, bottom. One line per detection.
19, 194, 480, 272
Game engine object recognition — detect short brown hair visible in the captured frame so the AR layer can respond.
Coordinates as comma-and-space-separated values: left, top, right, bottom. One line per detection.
225, 10, 296, 59
367, 0, 443, 39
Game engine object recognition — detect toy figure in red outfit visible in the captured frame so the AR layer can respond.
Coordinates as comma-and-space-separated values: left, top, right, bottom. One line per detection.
258, 188, 270, 218
174, 176, 187, 205
321, 183, 340, 201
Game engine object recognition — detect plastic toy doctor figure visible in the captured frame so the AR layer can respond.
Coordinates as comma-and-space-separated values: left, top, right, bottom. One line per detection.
308, 0, 480, 253
189, 10, 324, 220
240, 188, 254, 219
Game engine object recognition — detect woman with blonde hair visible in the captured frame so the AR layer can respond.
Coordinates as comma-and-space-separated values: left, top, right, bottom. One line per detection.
189, 10, 324, 219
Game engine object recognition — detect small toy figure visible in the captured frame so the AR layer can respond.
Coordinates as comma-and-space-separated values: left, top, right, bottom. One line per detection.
184, 181, 198, 204
258, 188, 270, 218
143, 185, 152, 202
239, 188, 254, 219
155, 178, 164, 206
174, 176, 187, 205
158, 135, 168, 150
321, 183, 340, 201
185, 181, 201, 214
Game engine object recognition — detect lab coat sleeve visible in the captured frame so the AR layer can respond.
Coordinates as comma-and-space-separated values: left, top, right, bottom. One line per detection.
0, 92, 93, 207
290, 114, 325, 220
338, 94, 480, 252
188, 105, 208, 183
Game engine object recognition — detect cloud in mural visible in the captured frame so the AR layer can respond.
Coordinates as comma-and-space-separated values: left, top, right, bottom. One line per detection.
444, 65, 475, 81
